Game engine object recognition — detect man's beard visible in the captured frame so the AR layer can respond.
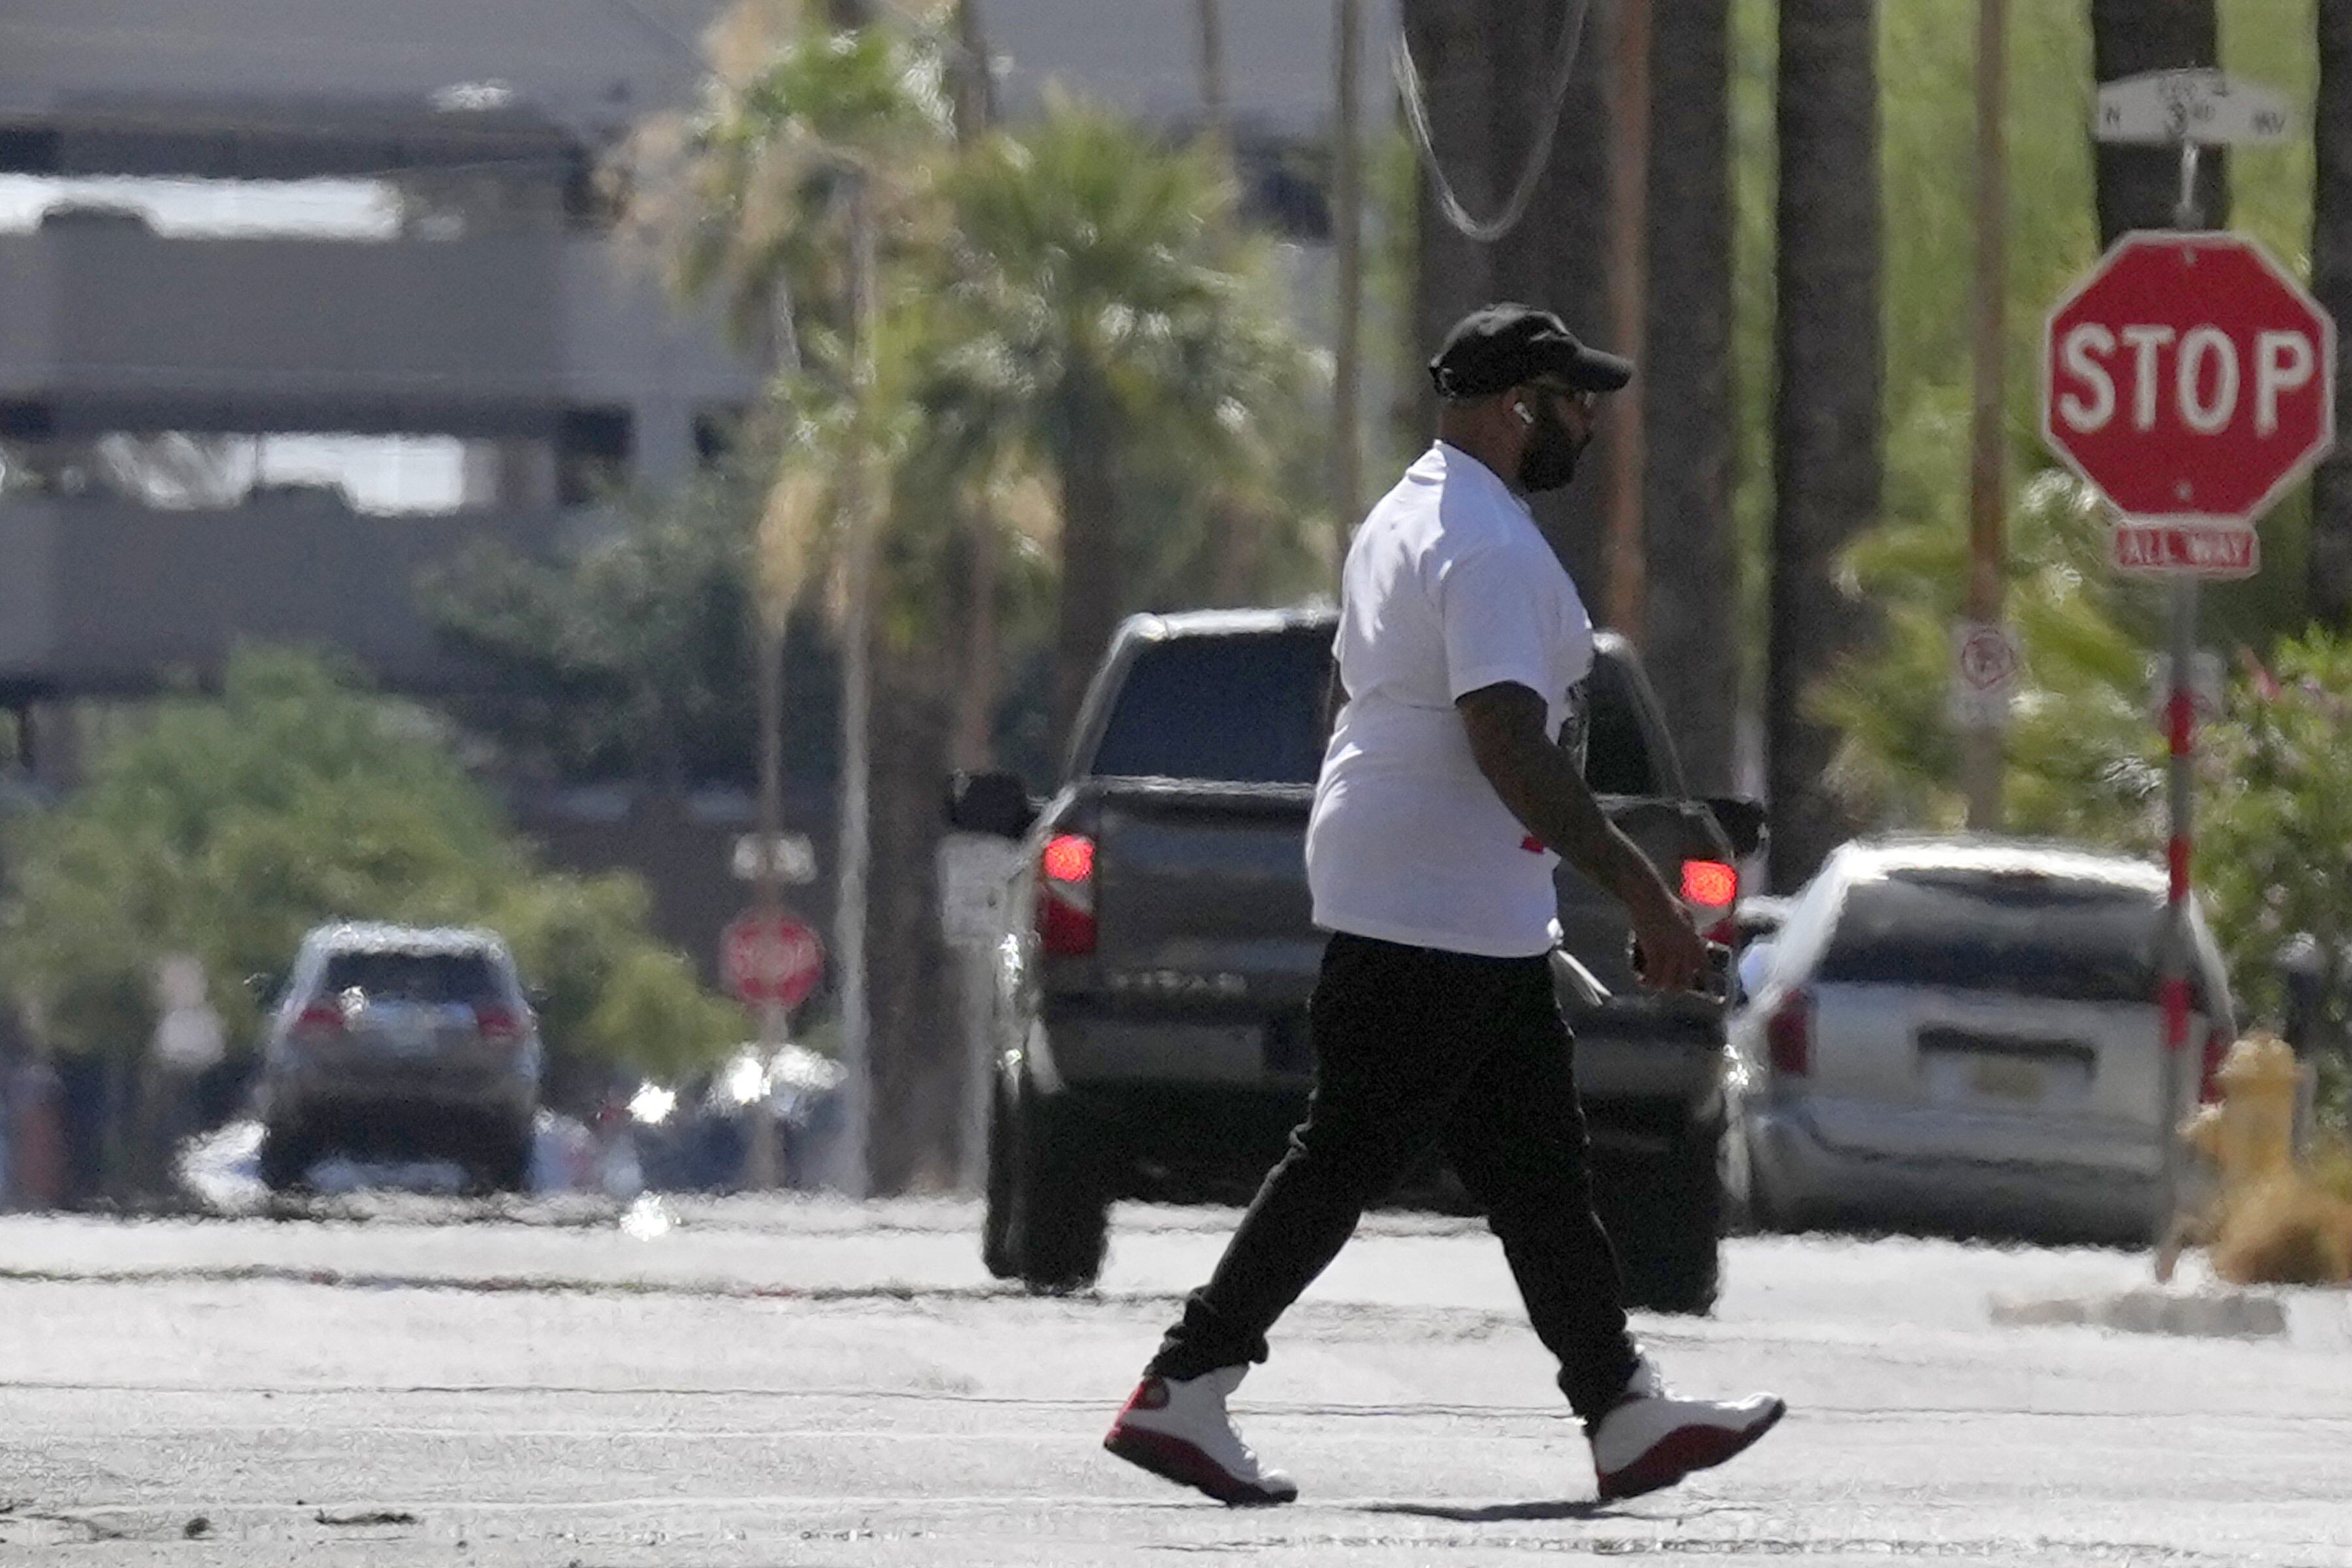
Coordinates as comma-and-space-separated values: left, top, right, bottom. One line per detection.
1517, 422, 1586, 493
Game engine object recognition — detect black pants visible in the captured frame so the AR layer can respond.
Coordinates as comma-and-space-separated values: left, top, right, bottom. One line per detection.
1149, 931, 1641, 1421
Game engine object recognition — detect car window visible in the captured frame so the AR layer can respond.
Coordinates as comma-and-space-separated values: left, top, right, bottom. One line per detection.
319, 950, 504, 1005
1818, 868, 2170, 1004
1089, 630, 1332, 784
1758, 857, 1846, 991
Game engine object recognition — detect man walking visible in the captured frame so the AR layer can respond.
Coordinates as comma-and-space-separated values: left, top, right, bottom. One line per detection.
1103, 304, 1784, 1506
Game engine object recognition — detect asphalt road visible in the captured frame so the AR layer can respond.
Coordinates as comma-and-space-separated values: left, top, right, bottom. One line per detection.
4, 1194, 2351, 1566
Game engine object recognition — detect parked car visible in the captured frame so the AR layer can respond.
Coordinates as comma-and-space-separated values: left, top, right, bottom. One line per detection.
626, 1044, 845, 1193
1728, 838, 2235, 1245
256, 923, 542, 1192
947, 606, 1763, 1313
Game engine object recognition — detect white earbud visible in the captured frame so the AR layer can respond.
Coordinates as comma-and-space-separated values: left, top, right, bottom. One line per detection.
1514, 402, 1535, 427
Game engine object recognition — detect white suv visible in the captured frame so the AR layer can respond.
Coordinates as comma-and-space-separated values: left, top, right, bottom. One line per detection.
258, 923, 542, 1192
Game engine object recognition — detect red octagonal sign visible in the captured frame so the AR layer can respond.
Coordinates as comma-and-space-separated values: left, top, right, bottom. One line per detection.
722, 908, 825, 1011
2044, 231, 2336, 523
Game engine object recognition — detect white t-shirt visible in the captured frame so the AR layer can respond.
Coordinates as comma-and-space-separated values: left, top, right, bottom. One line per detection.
1305, 442, 1595, 958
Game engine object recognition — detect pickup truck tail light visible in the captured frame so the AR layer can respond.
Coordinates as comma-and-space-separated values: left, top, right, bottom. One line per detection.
292, 1002, 345, 1039
1037, 832, 1098, 956
1765, 988, 1812, 1077
474, 1003, 529, 1046
1680, 858, 1739, 943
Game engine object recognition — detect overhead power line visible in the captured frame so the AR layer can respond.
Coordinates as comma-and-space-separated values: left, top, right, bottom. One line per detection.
1392, 0, 1590, 244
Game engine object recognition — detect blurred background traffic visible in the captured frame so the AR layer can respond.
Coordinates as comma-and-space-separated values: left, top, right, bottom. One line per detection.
0, 1, 2346, 1288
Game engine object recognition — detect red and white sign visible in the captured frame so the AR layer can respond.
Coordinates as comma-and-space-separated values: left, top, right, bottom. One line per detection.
2110, 520, 2259, 578
1948, 621, 2022, 730
721, 908, 825, 1011
2044, 231, 2335, 525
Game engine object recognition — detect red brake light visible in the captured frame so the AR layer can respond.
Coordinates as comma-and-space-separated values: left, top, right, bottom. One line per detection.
1037, 833, 1098, 956
1042, 834, 1094, 885
1765, 988, 1812, 1077
294, 1002, 344, 1035
1681, 860, 1738, 908
475, 1003, 527, 1045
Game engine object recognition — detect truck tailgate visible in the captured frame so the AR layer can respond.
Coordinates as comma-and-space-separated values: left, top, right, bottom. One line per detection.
1091, 781, 1322, 1011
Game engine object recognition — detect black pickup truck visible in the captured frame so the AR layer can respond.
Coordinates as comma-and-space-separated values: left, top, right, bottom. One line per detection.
946, 606, 1762, 1313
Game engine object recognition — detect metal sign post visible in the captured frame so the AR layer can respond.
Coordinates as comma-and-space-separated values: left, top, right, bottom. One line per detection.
2072, 71, 2325, 1244
2157, 137, 2204, 1246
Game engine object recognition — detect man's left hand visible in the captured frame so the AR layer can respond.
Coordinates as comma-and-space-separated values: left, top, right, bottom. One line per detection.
1627, 900, 1707, 993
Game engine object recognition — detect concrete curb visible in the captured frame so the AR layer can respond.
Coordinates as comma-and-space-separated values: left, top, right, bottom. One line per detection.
1987, 1286, 2287, 1339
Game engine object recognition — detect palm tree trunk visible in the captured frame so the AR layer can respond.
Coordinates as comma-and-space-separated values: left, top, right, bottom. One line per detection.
1052, 378, 1124, 753
864, 634, 960, 1191
2311, 5, 2352, 627
951, 504, 1002, 770
950, 0, 1003, 762
1640, 0, 1736, 791
2089, 0, 2226, 246
1769, 0, 1882, 892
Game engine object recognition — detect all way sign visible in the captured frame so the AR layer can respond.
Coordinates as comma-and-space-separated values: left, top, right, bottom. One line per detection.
2110, 521, 2259, 578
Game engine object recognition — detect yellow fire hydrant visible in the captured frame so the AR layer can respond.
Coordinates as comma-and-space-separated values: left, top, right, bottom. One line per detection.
2168, 1032, 2351, 1286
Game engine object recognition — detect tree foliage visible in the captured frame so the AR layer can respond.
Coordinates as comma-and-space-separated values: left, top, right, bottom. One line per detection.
0, 648, 745, 1082
942, 93, 1329, 736
2197, 632, 2352, 1034
419, 462, 841, 791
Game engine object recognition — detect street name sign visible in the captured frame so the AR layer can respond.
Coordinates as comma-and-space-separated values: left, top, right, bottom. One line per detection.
2094, 69, 2293, 147
731, 831, 818, 885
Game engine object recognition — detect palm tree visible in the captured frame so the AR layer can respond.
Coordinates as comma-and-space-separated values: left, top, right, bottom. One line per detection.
944, 99, 1307, 745
642, 14, 975, 1192
642, 17, 1321, 1186
2312, 5, 2352, 627
1769, 0, 1883, 891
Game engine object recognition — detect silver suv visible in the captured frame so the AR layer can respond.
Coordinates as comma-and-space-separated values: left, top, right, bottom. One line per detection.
1731, 838, 2234, 1243
258, 923, 542, 1192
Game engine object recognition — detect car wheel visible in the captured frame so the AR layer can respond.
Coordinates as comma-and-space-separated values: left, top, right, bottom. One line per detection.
1718, 1107, 1757, 1237
1601, 1119, 1723, 1317
1741, 1124, 1801, 1234
1002, 1071, 1109, 1296
257, 1120, 316, 1193
980, 1070, 1020, 1279
468, 1116, 535, 1194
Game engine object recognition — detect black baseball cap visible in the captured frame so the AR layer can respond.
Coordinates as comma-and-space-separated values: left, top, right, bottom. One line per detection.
1428, 304, 1633, 399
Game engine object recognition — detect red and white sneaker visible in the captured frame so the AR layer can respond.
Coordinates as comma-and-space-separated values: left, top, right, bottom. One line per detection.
1590, 1360, 1785, 1501
1103, 1366, 1298, 1507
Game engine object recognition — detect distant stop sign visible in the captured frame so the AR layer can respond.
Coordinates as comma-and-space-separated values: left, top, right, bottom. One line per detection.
722, 908, 825, 1011
2044, 231, 2336, 521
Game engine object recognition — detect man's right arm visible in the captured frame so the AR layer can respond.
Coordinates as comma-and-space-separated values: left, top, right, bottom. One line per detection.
1456, 679, 1706, 991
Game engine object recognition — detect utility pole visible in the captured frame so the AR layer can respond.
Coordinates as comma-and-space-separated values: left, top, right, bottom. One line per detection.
1331, 0, 1364, 567
1602, 0, 1652, 644
745, 275, 794, 1194
832, 171, 879, 1201
746, 572, 787, 1190
1196, 0, 1231, 156
1961, 0, 2010, 828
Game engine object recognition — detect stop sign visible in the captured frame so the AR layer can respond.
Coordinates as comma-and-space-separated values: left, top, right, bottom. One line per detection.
721, 908, 825, 1011
2044, 231, 2335, 521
